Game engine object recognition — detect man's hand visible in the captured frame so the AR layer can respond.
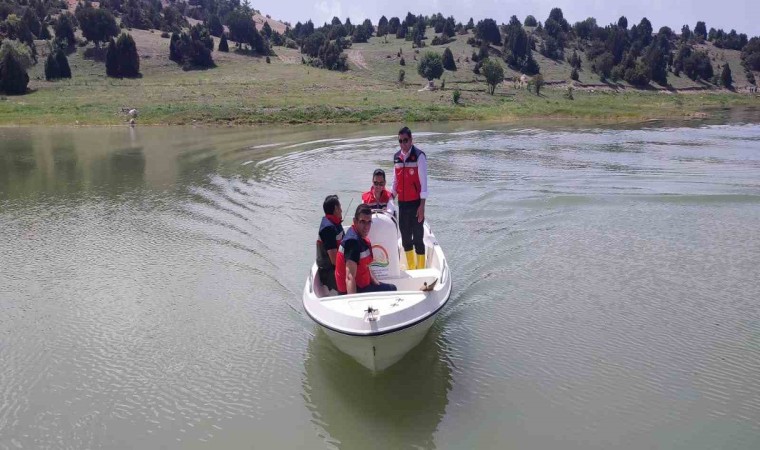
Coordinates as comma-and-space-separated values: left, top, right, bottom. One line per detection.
416, 203, 425, 223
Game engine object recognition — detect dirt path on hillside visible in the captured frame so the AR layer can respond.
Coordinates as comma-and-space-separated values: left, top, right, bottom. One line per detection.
347, 50, 369, 70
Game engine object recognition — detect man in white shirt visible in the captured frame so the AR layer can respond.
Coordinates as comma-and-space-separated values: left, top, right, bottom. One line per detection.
391, 126, 428, 270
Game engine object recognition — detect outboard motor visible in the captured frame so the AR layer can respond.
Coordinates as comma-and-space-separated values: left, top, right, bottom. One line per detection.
367, 211, 401, 280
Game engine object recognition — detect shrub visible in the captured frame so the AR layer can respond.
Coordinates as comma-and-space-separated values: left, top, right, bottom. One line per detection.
45, 52, 60, 80
170, 31, 215, 70
398, 69, 405, 83
720, 63, 732, 88
219, 34, 229, 52
400, 56, 405, 66
442, 47, 456, 71
452, 89, 461, 104
106, 33, 140, 78
534, 73, 545, 95
56, 50, 71, 78
417, 51, 444, 81
0, 51, 29, 95
571, 67, 579, 81
481, 58, 504, 94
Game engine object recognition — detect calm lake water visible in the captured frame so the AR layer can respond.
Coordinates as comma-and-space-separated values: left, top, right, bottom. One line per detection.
2, 114, 760, 449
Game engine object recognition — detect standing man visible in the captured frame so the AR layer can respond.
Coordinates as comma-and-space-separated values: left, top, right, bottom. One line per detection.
392, 126, 427, 270
362, 169, 392, 210
316, 195, 344, 292
335, 204, 398, 294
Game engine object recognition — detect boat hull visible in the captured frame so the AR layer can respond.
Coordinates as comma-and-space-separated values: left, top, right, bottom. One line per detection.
321, 311, 440, 372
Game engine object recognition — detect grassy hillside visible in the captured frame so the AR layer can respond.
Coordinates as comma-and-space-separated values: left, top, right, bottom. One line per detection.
1, 24, 757, 126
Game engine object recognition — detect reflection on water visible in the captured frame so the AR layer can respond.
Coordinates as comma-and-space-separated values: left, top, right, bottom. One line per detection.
304, 325, 452, 450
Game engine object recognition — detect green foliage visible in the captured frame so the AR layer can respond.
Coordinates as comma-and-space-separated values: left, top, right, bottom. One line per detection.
398, 68, 405, 83
568, 50, 582, 69
219, 34, 229, 52
503, 16, 539, 75
682, 49, 713, 81
53, 12, 77, 48
106, 33, 140, 78
0, 49, 29, 94
352, 23, 371, 43
301, 31, 325, 57
741, 37, 760, 71
208, 15, 224, 38
170, 28, 215, 70
417, 51, 444, 81
226, 9, 268, 55
388, 17, 400, 35
0, 40, 33, 70
571, 67, 579, 81
481, 57, 504, 95
377, 16, 388, 37
399, 56, 405, 66
564, 86, 574, 100
310, 40, 347, 71
44, 51, 59, 80
720, 63, 732, 88
262, 22, 273, 39
56, 49, 71, 78
395, 21, 407, 39
452, 89, 461, 104
711, 29, 748, 50
442, 47, 456, 71
76, 6, 118, 46
534, 73, 545, 95
694, 21, 707, 40
524, 16, 537, 27
474, 18, 500, 45
592, 52, 614, 80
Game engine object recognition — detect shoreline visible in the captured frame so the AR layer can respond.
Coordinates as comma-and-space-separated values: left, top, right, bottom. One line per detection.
1, 91, 758, 127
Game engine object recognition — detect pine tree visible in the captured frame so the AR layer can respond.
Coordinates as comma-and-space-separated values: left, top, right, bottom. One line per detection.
219, 34, 229, 52
56, 49, 71, 78
720, 63, 732, 88
0, 52, 30, 95
442, 47, 456, 70
45, 51, 60, 80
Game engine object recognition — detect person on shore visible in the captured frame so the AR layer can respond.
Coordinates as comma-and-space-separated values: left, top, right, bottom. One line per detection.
391, 126, 427, 270
316, 195, 344, 292
362, 168, 392, 210
335, 204, 397, 295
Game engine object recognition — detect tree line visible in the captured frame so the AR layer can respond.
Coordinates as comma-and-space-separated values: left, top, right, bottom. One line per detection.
2, 1, 759, 95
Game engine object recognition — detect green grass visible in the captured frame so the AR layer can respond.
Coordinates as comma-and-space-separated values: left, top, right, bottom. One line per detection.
1, 28, 757, 126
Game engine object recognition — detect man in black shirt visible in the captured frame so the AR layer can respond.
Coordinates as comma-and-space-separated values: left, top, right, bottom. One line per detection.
316, 195, 344, 292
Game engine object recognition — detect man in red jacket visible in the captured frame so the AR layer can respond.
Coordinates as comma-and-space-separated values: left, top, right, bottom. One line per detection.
362, 168, 392, 210
335, 204, 398, 295
391, 126, 427, 270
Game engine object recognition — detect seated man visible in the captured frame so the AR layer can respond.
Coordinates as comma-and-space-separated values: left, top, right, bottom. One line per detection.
316, 195, 344, 292
361, 169, 392, 210
335, 204, 397, 295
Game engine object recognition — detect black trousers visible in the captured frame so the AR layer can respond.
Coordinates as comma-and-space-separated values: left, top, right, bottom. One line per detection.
398, 199, 425, 254
318, 267, 337, 291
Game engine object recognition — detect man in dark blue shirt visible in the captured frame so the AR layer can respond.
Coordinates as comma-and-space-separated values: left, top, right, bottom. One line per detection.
316, 195, 344, 291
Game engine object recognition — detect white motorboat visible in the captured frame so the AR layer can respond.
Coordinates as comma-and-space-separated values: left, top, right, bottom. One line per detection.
303, 208, 452, 372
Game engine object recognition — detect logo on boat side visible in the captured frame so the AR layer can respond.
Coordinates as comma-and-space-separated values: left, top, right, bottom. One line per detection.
370, 245, 389, 267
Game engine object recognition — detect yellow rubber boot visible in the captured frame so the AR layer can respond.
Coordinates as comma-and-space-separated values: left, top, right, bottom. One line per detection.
405, 250, 416, 270
416, 253, 426, 270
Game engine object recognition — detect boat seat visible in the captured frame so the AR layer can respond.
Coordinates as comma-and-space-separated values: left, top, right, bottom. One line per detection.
368, 211, 402, 280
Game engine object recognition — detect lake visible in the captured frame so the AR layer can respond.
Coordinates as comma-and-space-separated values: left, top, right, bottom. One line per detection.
1, 115, 759, 449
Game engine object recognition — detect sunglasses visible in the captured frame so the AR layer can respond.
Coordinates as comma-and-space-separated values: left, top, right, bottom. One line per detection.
373, 181, 385, 186
357, 219, 373, 225
398, 138, 410, 144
